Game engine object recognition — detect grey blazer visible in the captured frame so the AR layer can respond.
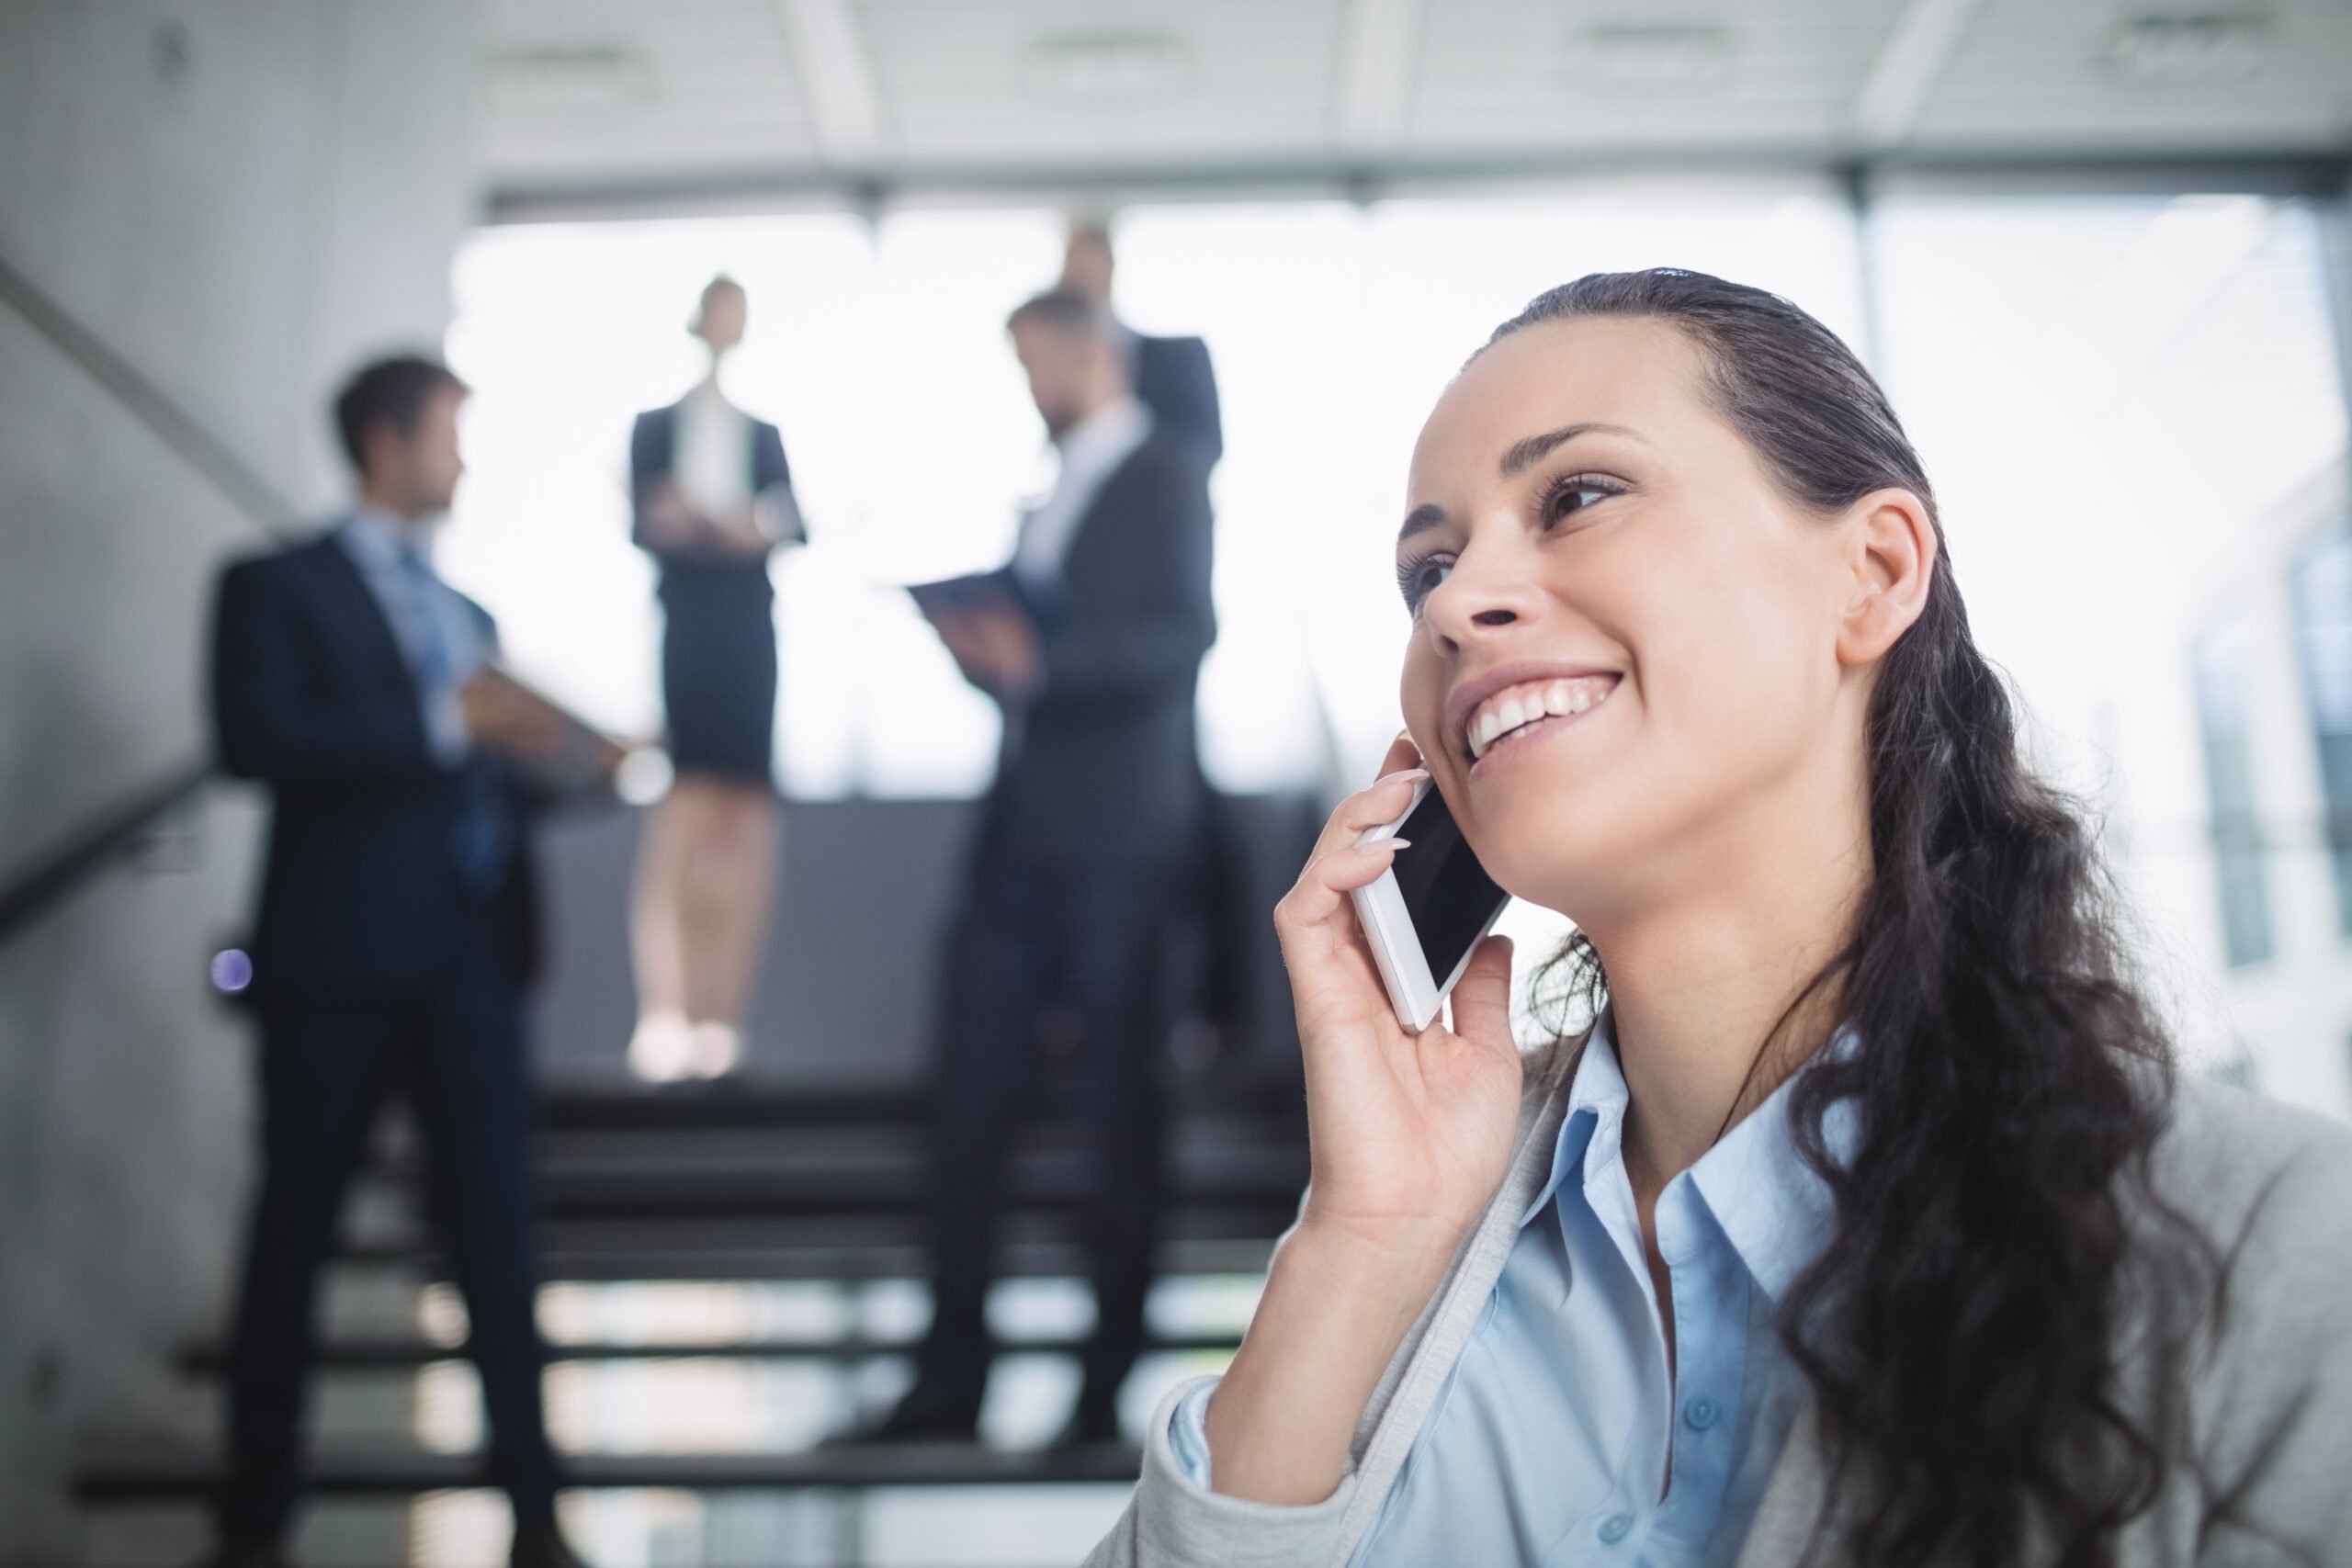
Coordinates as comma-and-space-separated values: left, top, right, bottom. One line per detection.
1087, 1044, 2352, 1568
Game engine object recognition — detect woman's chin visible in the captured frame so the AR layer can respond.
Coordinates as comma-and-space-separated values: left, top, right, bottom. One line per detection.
1480, 797, 1682, 921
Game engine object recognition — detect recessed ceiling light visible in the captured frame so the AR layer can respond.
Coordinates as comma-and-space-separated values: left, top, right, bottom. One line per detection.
490, 46, 652, 110
1571, 24, 1736, 88
1024, 32, 1194, 101
2107, 14, 2269, 85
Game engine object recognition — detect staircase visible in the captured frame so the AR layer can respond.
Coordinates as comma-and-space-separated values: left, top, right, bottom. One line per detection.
71, 1079, 1308, 1566
66, 796, 1320, 1568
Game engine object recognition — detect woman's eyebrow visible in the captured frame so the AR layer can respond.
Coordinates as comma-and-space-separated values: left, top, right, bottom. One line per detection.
1498, 421, 1644, 479
1396, 502, 1447, 546
1399, 422, 1646, 543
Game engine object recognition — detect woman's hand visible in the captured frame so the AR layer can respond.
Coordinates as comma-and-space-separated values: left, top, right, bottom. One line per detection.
1275, 734, 1524, 1264
641, 483, 702, 547
1203, 737, 1523, 1506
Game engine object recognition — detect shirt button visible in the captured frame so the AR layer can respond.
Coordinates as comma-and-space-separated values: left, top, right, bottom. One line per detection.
1599, 1512, 1635, 1544
1683, 1395, 1722, 1430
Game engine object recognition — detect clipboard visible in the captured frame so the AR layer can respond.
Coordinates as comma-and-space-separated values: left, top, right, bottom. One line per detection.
906, 572, 1022, 625
471, 667, 634, 798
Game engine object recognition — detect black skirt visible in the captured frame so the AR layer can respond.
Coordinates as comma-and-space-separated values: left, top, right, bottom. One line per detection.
658, 562, 777, 784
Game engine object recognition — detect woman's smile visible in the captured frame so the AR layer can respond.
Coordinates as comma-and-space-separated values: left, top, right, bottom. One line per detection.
1457, 670, 1621, 774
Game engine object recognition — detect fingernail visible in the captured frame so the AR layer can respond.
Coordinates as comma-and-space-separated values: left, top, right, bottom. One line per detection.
1361, 837, 1410, 852
1377, 767, 1430, 786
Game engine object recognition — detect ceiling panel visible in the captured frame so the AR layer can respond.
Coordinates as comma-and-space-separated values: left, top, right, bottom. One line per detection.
484, 0, 819, 181
1409, 0, 1897, 155
478, 0, 2352, 203
1918, 0, 2352, 151
863, 0, 1344, 165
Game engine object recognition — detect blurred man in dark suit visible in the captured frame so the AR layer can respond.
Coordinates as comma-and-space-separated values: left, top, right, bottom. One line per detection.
1061, 222, 1250, 1051
869, 290, 1216, 1447
1058, 222, 1223, 466
204, 356, 587, 1568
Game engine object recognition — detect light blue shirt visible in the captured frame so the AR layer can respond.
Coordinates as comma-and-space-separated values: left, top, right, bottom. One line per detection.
336, 510, 487, 766
1171, 1021, 1839, 1566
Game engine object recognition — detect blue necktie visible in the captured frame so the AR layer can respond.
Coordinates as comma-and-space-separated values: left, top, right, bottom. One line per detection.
393, 546, 512, 897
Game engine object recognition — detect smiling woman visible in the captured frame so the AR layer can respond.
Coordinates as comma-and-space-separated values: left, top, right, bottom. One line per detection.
1085, 270, 2352, 1568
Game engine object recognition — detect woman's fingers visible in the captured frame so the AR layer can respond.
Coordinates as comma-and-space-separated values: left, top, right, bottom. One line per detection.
1273, 746, 1432, 1020
1378, 730, 1424, 779
1275, 834, 1402, 957
1305, 768, 1428, 866
1444, 935, 1516, 1048
1314, 834, 1410, 894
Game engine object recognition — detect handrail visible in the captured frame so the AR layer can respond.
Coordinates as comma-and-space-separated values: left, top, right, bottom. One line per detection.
0, 253, 302, 525
0, 761, 215, 950
0, 249, 297, 950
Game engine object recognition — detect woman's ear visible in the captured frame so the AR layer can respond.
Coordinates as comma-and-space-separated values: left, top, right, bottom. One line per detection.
1835, 489, 1937, 667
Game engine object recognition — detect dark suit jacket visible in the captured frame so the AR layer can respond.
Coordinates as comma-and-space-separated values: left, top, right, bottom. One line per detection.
989, 428, 1216, 867
209, 534, 540, 994
628, 399, 797, 593
1130, 333, 1222, 466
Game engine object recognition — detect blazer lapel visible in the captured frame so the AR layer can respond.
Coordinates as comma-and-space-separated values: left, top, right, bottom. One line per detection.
308, 534, 424, 705
1054, 442, 1141, 595
1734, 1401, 1836, 1568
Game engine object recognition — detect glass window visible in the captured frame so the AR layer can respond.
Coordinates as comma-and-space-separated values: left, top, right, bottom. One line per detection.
1869, 193, 2349, 805
439, 181, 1864, 801
2292, 531, 2352, 935
2191, 615, 2276, 968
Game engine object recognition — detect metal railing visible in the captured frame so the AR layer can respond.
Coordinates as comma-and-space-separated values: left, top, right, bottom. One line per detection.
0, 249, 294, 949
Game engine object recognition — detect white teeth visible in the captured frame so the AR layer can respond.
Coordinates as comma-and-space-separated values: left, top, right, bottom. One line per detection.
1465, 675, 1618, 761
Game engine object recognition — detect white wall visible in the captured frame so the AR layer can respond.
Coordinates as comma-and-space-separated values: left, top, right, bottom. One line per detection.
0, 3, 481, 1558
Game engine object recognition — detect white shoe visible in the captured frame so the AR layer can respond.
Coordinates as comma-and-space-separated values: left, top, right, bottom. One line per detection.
687, 1020, 742, 1079
628, 1012, 695, 1083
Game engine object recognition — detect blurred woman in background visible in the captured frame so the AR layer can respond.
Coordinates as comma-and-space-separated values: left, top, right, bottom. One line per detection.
1091, 269, 2352, 1567
626, 275, 802, 1082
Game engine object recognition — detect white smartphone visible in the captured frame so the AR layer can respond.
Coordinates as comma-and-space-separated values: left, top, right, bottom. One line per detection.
1349, 778, 1512, 1032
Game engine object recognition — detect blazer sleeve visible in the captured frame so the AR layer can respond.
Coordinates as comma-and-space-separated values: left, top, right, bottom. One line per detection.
1139, 335, 1223, 466
1084, 1377, 1358, 1568
628, 408, 672, 554
210, 558, 439, 786
1035, 445, 1215, 707
752, 419, 804, 544
2191, 1114, 2352, 1564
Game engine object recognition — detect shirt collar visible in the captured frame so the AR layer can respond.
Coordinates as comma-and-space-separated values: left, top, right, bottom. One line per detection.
1052, 395, 1149, 476
1686, 1032, 1852, 1303
1520, 1013, 1631, 1225
1521, 1012, 1849, 1306
340, 505, 426, 569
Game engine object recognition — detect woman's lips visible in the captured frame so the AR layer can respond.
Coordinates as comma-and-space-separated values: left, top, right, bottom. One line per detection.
1464, 673, 1620, 761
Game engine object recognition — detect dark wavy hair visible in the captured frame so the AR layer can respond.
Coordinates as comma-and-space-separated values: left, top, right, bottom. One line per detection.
1489, 270, 2213, 1567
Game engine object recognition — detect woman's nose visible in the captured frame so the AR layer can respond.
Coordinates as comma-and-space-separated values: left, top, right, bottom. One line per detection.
1424, 542, 1544, 653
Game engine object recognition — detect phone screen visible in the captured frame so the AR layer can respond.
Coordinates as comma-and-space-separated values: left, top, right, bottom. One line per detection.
1390, 786, 1510, 984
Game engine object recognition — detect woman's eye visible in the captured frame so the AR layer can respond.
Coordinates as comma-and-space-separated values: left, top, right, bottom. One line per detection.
1544, 476, 1622, 524
1396, 554, 1453, 611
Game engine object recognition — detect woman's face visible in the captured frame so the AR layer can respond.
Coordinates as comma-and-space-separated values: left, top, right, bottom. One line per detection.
695, 285, 748, 352
1397, 316, 1868, 923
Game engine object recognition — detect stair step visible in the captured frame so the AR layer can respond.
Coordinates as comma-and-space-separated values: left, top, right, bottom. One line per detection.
535, 1080, 1305, 1134
75, 1445, 1145, 1500
338, 1234, 1277, 1284
347, 1212, 1289, 1264
365, 1124, 1311, 1223
176, 1329, 1239, 1373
